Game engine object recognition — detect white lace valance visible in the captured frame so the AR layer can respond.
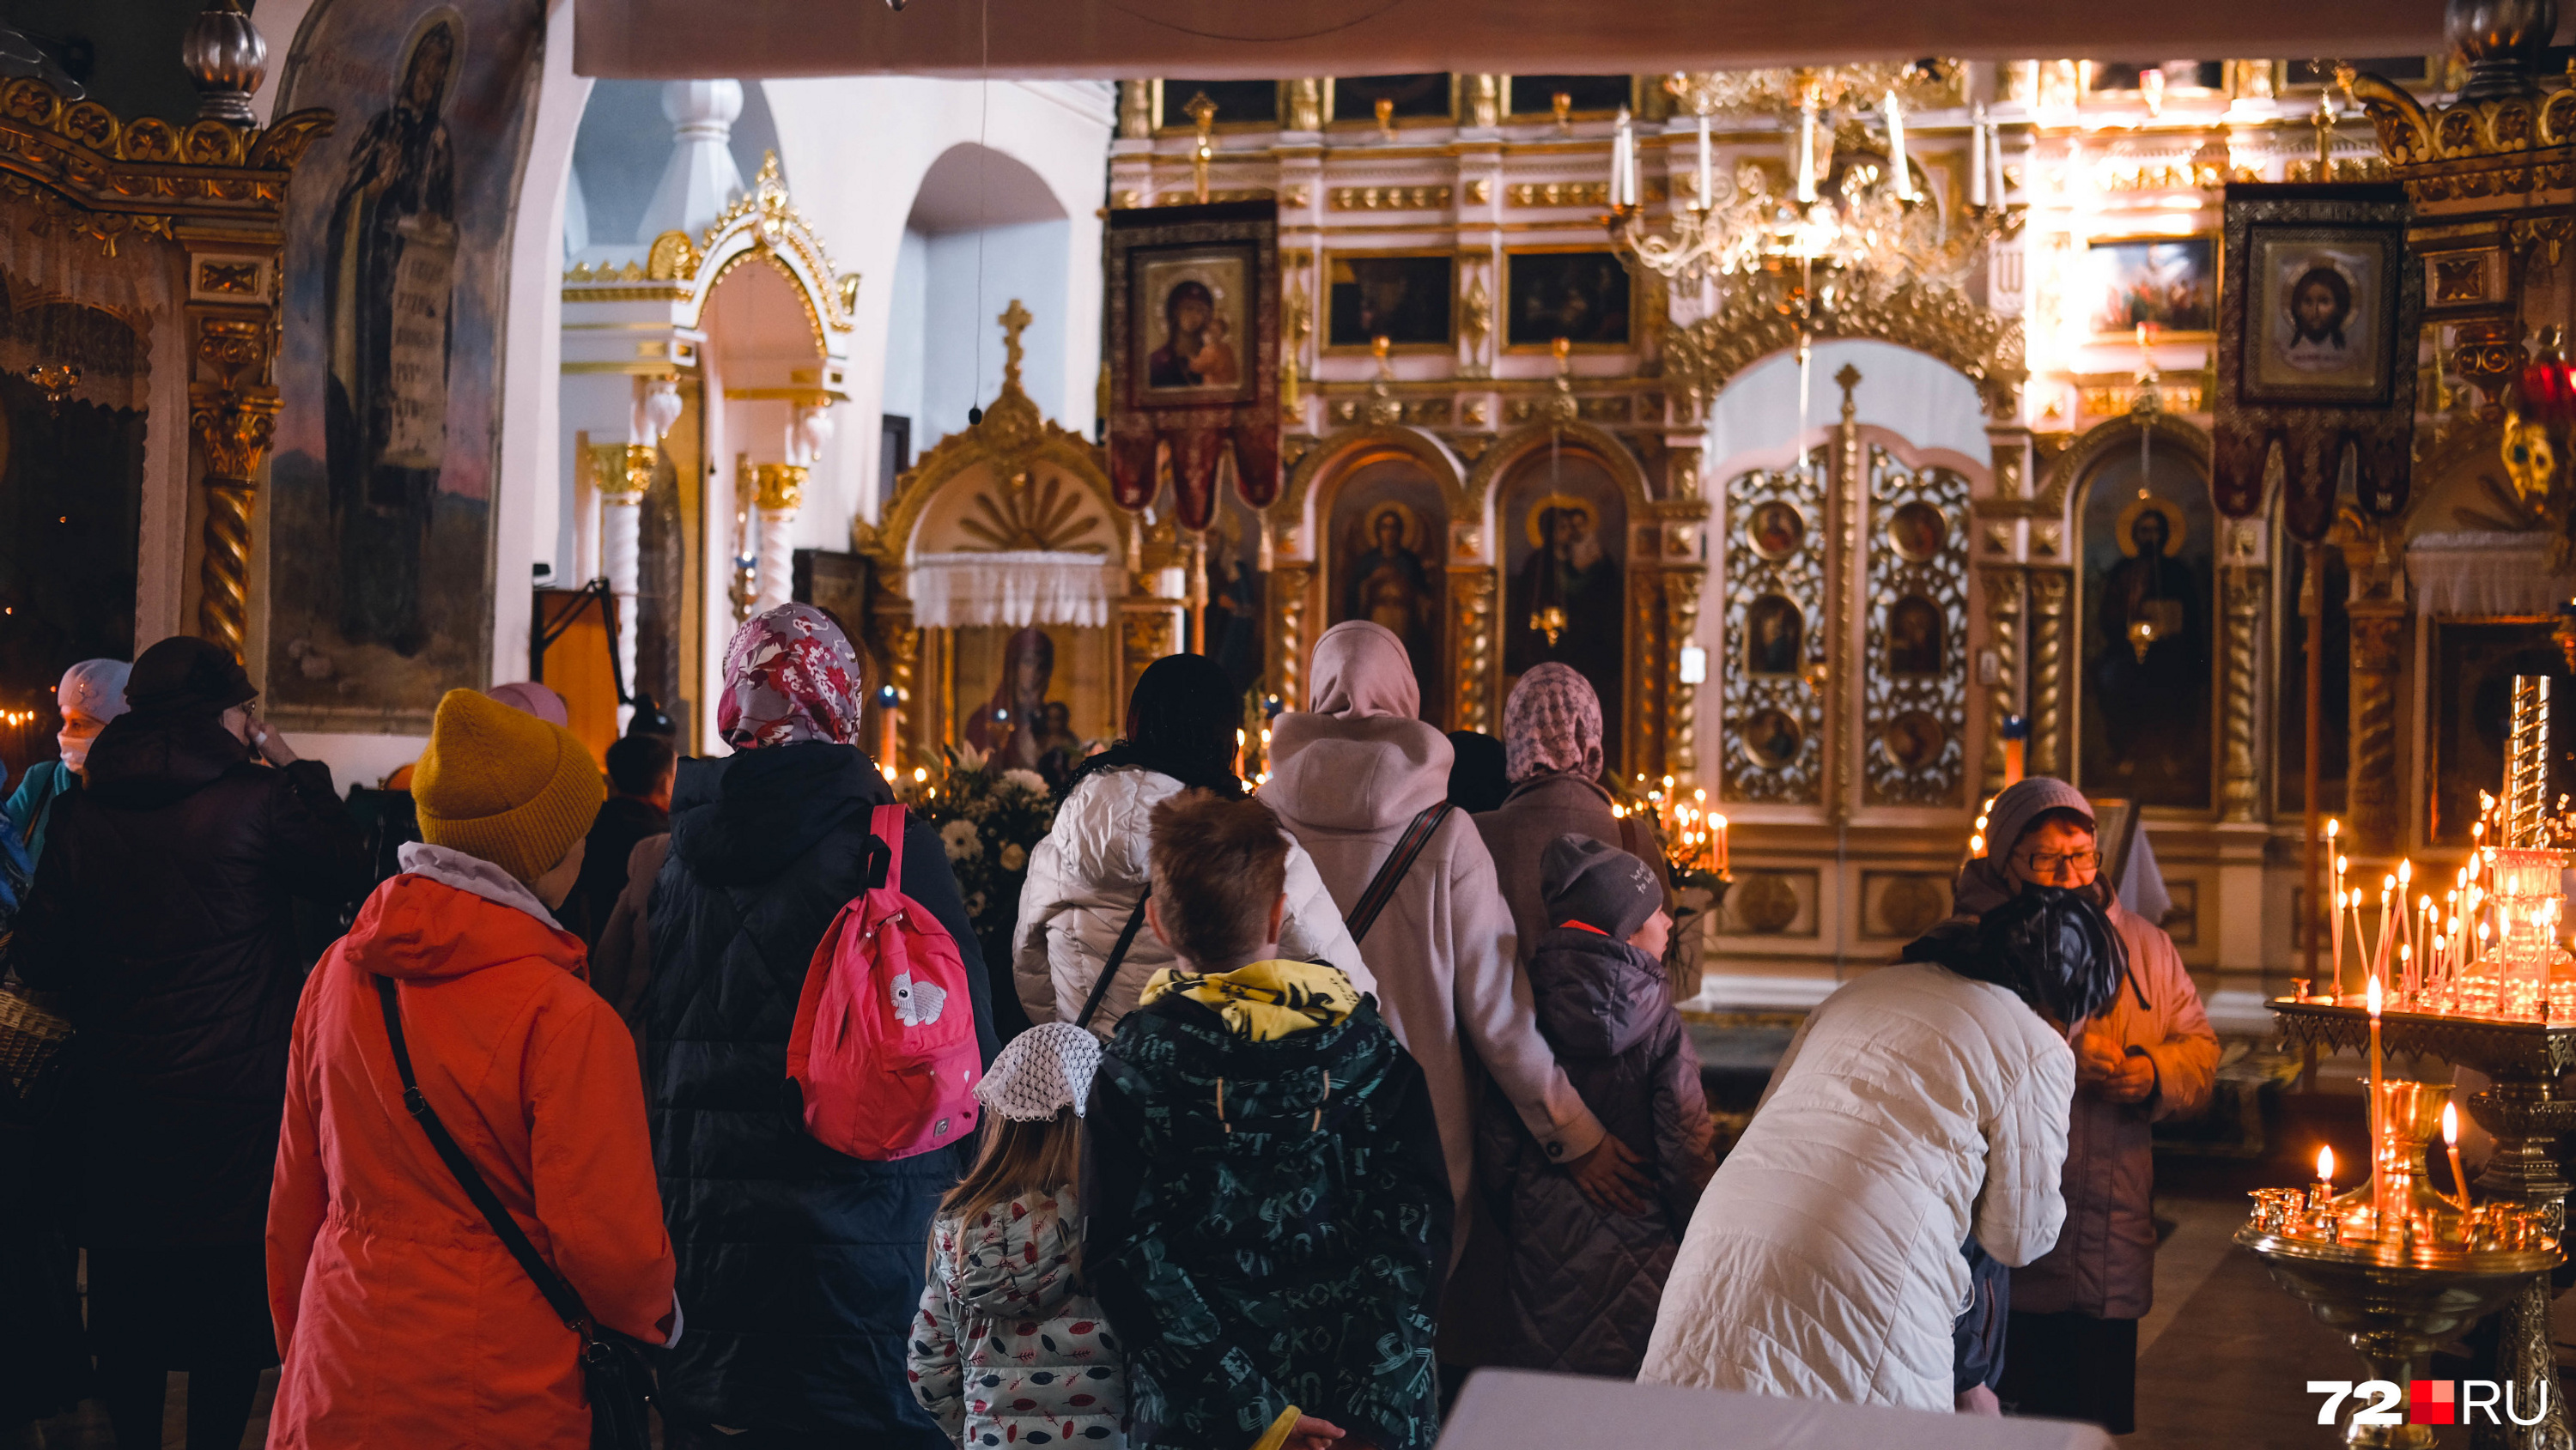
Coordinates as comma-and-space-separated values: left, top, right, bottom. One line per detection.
2407, 531, 2567, 618
907, 550, 1120, 628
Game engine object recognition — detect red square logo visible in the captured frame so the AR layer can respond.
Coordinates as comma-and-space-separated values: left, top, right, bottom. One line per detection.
2411, 1380, 2457, 1425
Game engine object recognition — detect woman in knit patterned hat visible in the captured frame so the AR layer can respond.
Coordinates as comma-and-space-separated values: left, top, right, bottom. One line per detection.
265, 687, 677, 1449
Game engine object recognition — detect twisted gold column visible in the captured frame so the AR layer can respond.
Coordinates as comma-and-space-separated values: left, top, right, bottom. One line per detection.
2348, 608, 2405, 853
1629, 566, 1664, 786
1664, 568, 1706, 786
1269, 564, 1314, 711
1978, 567, 2025, 798
190, 391, 282, 659
2220, 566, 2268, 822
2027, 569, 2070, 778
1449, 567, 1496, 735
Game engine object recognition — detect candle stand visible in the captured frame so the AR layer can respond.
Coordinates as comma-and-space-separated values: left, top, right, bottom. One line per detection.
2266, 1004, 2576, 1447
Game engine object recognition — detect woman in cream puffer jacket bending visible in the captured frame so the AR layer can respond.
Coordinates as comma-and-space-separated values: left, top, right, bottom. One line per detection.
1641, 889, 2112, 1411
1012, 653, 1369, 1036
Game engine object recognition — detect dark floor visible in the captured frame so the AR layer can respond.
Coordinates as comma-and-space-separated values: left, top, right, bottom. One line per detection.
11, 1094, 2542, 1447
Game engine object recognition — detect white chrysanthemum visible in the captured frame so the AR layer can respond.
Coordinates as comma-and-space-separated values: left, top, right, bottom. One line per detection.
1002, 768, 1048, 796
940, 818, 982, 860
999, 842, 1028, 872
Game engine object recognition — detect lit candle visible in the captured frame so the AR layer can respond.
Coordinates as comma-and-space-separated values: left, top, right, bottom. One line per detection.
1795, 95, 1819, 203
1883, 91, 1914, 200
2366, 974, 2385, 1224
1969, 104, 1988, 207
1608, 107, 1637, 209
2315, 1143, 2336, 1209
1713, 813, 1728, 874
2443, 1102, 2473, 1212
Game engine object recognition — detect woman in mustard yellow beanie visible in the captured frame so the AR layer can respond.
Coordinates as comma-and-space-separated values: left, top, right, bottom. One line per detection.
265, 689, 678, 1450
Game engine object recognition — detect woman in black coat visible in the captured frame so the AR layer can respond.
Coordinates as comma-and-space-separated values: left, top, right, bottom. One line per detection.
637, 604, 999, 1450
13, 636, 367, 1450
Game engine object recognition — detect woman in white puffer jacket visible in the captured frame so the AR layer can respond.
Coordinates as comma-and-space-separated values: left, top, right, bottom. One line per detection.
1641, 887, 2121, 1412
1012, 654, 1369, 1035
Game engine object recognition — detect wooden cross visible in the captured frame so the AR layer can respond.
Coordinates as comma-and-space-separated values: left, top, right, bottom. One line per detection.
999, 299, 1032, 391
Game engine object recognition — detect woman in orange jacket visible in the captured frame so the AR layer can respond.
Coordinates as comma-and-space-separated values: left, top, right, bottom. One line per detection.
266, 689, 677, 1447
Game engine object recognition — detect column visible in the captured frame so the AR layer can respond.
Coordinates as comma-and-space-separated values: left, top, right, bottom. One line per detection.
2348, 606, 2406, 853
595, 442, 652, 719
1449, 567, 1497, 735
2026, 569, 2071, 777
751, 464, 805, 614
2220, 563, 2268, 822
1978, 566, 2026, 798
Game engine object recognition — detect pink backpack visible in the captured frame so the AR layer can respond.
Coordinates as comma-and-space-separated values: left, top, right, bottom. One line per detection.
786, 804, 981, 1160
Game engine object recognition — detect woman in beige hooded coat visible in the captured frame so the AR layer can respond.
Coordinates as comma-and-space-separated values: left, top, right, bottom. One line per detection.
1263, 622, 1655, 1249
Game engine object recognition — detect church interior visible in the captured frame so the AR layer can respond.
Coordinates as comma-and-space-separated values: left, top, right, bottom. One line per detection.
11, 0, 2576, 1443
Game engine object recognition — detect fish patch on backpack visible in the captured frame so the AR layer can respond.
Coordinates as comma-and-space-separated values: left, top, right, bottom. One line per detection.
893, 971, 947, 1027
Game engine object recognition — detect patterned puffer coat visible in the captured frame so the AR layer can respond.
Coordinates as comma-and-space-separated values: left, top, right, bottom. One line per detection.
909, 1191, 1125, 1448
1476, 925, 1716, 1377
1082, 968, 1452, 1450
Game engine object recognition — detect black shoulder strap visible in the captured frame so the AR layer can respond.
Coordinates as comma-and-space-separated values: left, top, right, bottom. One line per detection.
374, 974, 593, 1335
1076, 891, 1151, 1031
1345, 801, 1453, 945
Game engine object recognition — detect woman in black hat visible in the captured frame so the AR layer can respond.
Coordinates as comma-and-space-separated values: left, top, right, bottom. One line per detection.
13, 636, 368, 1450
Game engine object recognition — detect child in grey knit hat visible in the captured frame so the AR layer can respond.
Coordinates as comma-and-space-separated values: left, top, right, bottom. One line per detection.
1473, 834, 1718, 1378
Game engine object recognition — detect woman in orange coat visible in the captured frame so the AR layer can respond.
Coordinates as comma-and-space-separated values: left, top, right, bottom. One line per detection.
266, 689, 677, 1447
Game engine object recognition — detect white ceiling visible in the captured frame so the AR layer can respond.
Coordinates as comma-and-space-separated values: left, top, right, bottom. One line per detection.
574, 0, 2470, 81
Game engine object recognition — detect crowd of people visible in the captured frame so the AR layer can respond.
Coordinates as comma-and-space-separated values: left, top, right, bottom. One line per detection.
0, 609, 2215, 1450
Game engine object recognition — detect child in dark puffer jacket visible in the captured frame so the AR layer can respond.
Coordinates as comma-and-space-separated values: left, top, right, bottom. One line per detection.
1477, 834, 1717, 1378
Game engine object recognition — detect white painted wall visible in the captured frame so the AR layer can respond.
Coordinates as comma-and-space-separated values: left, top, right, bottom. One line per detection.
756, 79, 1112, 526
917, 220, 1074, 450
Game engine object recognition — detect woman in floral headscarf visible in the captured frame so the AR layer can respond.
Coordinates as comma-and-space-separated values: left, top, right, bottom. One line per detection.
630, 603, 999, 1448
1474, 663, 1669, 962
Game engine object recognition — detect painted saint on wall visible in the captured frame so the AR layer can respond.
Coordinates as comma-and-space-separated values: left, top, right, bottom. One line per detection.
267, 0, 544, 731
325, 16, 458, 657
1326, 461, 1447, 720
1502, 460, 1625, 763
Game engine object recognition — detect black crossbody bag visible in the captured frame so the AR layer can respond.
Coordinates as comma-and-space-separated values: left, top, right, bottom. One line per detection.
374, 975, 657, 1450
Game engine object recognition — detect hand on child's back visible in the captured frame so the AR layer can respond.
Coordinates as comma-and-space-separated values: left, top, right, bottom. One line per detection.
1284, 1415, 1345, 1450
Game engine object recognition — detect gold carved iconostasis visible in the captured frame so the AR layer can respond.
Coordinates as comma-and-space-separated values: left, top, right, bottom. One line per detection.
860, 307, 1182, 782
1273, 416, 1692, 778
0, 78, 329, 774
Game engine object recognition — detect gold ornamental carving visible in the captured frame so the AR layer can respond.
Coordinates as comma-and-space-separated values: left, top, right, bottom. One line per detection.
750, 463, 808, 513
2347, 70, 2576, 205
2219, 566, 2267, 822
0, 78, 330, 242
1449, 567, 1496, 736
2026, 568, 2071, 778
592, 443, 656, 501
1627, 567, 1664, 782
1330, 185, 1450, 211
870, 300, 1114, 573
1978, 566, 2026, 798
1663, 270, 2025, 418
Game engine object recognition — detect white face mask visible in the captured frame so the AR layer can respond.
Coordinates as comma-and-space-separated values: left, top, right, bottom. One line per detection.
58, 715, 105, 771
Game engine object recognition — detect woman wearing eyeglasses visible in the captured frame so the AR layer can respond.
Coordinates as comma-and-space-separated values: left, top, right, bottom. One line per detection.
1966, 778, 2218, 1435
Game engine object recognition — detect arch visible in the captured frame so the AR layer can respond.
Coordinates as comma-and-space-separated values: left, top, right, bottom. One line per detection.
907, 143, 1071, 233
2035, 412, 2214, 520
638, 152, 858, 376
1663, 273, 2026, 418
1461, 420, 1654, 516
1280, 424, 1467, 555
864, 357, 1116, 573
1703, 337, 1996, 469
